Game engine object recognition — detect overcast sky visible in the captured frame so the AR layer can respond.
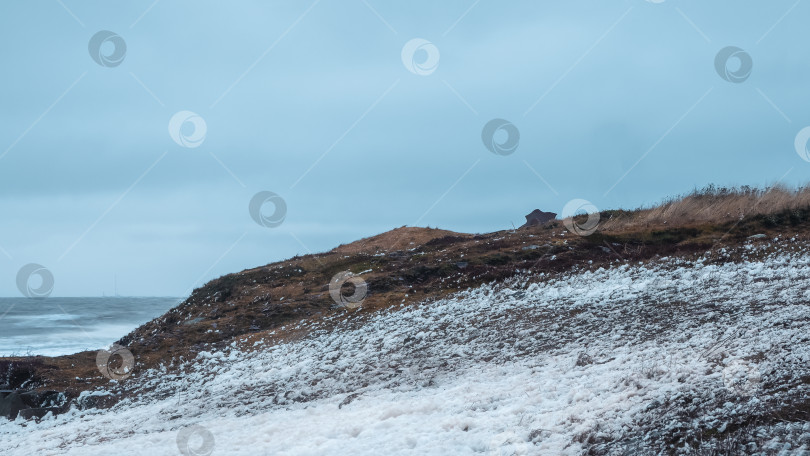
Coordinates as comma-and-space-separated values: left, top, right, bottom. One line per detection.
1, 0, 809, 296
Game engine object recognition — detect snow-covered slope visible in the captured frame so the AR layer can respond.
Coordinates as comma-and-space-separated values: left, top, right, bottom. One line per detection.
3, 242, 810, 455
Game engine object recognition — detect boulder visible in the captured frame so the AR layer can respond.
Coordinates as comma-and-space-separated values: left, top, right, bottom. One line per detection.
18, 407, 62, 421
75, 391, 118, 410
520, 209, 557, 228
33, 391, 66, 408
0, 390, 68, 420
0, 392, 24, 420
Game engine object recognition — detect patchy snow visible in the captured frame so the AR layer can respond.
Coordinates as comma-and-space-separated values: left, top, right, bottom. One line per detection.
3, 244, 810, 455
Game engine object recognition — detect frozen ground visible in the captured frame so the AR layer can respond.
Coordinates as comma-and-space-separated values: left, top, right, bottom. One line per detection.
2, 241, 810, 455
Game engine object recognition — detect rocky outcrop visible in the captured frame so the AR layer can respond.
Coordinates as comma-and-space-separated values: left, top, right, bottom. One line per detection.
0, 390, 68, 420
520, 209, 556, 228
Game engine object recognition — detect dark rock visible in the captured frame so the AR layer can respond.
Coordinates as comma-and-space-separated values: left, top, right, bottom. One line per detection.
76, 391, 118, 410
520, 209, 556, 228
35, 391, 66, 408
18, 407, 62, 421
0, 392, 24, 420
19, 391, 43, 407
0, 390, 69, 420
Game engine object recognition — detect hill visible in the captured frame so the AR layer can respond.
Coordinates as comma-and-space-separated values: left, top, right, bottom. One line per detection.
2, 185, 810, 454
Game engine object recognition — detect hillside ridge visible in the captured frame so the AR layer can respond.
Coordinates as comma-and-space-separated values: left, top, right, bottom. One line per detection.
3, 185, 810, 416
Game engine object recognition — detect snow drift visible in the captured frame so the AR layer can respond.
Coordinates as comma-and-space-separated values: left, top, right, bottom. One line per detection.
2, 240, 810, 455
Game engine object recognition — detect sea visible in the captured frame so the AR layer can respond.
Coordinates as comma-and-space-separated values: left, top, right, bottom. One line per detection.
0, 297, 180, 357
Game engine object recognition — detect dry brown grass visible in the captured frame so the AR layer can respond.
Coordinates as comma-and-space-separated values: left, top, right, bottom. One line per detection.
330, 226, 471, 255
594, 184, 810, 232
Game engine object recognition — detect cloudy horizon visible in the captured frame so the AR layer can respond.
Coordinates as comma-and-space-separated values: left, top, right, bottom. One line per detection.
1, 0, 809, 296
